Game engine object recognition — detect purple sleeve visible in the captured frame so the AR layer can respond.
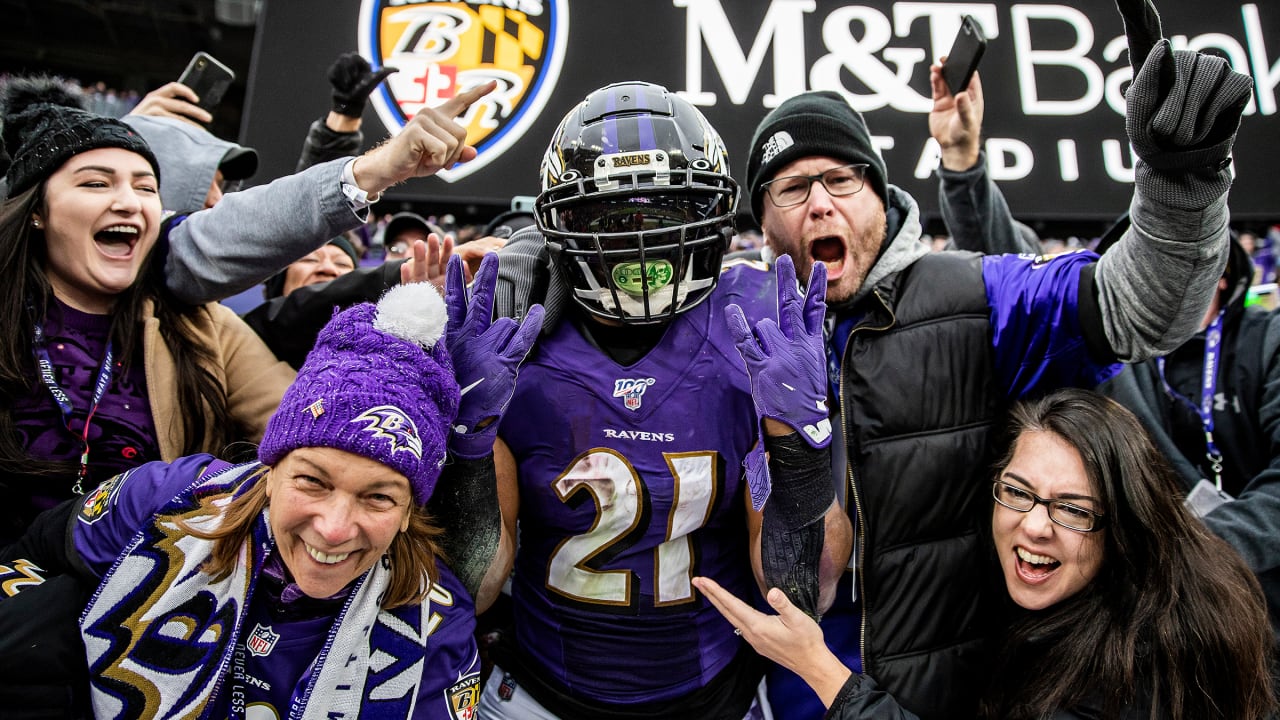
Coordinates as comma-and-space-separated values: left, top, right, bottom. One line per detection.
982, 250, 1122, 398
73, 454, 228, 576
412, 565, 481, 719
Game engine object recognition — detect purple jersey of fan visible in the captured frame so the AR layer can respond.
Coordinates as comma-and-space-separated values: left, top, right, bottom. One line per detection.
498, 260, 777, 706
13, 301, 159, 513
72, 454, 482, 719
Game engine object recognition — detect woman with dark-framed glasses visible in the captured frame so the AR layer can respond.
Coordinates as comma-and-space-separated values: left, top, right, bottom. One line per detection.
696, 388, 1275, 719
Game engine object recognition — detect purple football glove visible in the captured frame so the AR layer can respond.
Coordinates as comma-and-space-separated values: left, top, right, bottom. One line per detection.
445, 253, 544, 458
725, 255, 832, 449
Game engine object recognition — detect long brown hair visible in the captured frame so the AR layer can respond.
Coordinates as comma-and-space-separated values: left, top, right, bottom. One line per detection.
190, 469, 445, 610
980, 389, 1274, 720
0, 181, 234, 482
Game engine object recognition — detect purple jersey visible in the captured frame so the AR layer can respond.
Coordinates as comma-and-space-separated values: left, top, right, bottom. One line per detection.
14, 301, 158, 513
73, 457, 482, 720
498, 260, 776, 706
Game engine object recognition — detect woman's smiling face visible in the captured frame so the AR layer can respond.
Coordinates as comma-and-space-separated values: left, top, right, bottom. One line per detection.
37, 147, 162, 314
992, 430, 1105, 611
266, 446, 413, 599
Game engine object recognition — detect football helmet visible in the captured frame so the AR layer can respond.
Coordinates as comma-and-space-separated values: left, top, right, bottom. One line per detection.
536, 81, 739, 325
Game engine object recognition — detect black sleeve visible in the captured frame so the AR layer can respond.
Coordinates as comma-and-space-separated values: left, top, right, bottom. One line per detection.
241, 262, 405, 368
1076, 264, 1117, 364
824, 672, 921, 720
0, 499, 96, 717
427, 454, 502, 598
760, 433, 834, 619
937, 152, 1039, 256
0, 497, 89, 585
295, 117, 364, 173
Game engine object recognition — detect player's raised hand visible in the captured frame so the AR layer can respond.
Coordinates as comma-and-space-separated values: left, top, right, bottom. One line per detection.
724, 254, 831, 448
444, 253, 543, 459
350, 80, 497, 193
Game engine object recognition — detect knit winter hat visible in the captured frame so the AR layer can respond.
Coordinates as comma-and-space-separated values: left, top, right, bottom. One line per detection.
258, 283, 460, 505
745, 91, 887, 224
1, 76, 160, 197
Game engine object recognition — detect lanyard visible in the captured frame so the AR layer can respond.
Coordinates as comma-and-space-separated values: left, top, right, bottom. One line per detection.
32, 319, 114, 495
1156, 309, 1225, 490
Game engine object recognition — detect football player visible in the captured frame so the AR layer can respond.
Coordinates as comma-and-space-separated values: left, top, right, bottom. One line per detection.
451, 81, 852, 719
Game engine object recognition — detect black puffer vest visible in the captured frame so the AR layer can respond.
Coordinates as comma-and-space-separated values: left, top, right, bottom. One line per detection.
838, 251, 1002, 719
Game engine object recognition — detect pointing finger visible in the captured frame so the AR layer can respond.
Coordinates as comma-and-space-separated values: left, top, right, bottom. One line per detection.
438, 80, 498, 120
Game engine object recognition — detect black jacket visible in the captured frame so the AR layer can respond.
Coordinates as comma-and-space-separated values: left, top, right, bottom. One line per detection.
241, 260, 406, 369
1100, 239, 1280, 641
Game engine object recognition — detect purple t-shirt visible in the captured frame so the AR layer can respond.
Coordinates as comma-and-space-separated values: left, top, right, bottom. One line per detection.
497, 261, 776, 706
13, 300, 158, 512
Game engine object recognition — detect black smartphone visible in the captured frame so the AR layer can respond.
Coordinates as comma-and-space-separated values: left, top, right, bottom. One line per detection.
178, 52, 235, 113
941, 15, 987, 96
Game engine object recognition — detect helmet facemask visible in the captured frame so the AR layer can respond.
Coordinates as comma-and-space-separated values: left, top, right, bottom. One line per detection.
536, 82, 739, 325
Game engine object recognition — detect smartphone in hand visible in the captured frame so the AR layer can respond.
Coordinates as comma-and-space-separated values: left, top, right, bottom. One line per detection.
941, 16, 987, 96
178, 52, 235, 113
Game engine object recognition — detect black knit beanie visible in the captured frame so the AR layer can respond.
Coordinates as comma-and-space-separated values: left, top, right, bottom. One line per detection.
1, 76, 159, 197
746, 91, 887, 224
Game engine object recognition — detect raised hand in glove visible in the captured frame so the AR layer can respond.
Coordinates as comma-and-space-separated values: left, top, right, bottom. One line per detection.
329, 51, 398, 118
445, 253, 544, 458
725, 255, 832, 449
1119, 0, 1253, 208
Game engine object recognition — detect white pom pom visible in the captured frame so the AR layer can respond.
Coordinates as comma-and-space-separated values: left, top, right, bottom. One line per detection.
373, 283, 447, 349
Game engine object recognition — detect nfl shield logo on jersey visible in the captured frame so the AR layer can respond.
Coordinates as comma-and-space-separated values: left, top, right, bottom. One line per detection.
446, 674, 481, 719
246, 623, 279, 657
358, 0, 569, 182
613, 377, 656, 411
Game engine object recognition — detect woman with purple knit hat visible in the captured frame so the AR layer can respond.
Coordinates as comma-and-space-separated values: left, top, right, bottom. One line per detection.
0, 256, 543, 719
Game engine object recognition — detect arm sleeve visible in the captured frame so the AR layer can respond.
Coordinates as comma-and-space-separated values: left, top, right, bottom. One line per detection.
1091, 188, 1230, 363
494, 226, 570, 331
72, 455, 222, 576
296, 117, 363, 173
0, 497, 87, 592
824, 672, 921, 720
937, 152, 1039, 256
240, 262, 405, 369
760, 433, 833, 618
163, 158, 366, 305
427, 455, 503, 599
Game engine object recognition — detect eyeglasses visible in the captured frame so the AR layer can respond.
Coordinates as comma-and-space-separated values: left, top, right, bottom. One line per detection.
761, 163, 869, 208
991, 481, 1106, 533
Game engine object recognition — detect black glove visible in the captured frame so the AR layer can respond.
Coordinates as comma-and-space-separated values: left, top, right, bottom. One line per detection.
328, 52, 398, 118
1120, 0, 1254, 209
1115, 0, 1163, 74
